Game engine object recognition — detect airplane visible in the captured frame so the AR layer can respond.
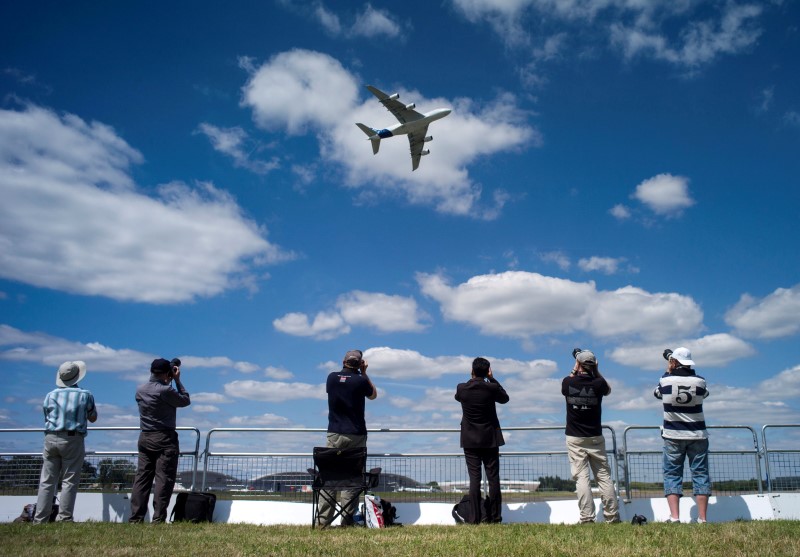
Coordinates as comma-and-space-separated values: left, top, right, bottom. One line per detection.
356, 85, 451, 171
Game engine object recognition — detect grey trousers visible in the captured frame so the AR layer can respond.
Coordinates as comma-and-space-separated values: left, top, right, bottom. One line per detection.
34, 432, 85, 523
129, 430, 180, 523
317, 432, 367, 526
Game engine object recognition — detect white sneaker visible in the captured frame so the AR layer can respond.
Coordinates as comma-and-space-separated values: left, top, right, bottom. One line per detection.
696, 518, 707, 524
665, 517, 681, 523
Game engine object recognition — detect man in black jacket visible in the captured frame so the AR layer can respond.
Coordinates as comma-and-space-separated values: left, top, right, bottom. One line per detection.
455, 357, 509, 524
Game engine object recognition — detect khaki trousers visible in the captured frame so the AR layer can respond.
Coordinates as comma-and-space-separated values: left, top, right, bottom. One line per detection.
566, 435, 620, 523
317, 432, 367, 526
34, 432, 85, 523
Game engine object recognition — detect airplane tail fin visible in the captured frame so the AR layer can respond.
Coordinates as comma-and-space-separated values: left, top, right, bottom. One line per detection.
356, 123, 381, 155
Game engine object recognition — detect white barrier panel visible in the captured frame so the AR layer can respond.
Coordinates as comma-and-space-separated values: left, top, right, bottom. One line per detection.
2, 493, 798, 524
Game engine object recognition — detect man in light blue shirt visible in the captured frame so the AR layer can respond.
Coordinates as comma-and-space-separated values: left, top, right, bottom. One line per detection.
34, 361, 98, 523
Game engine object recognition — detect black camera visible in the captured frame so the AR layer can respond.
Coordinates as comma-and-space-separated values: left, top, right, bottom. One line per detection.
572, 347, 582, 359
631, 514, 648, 526
662, 349, 673, 361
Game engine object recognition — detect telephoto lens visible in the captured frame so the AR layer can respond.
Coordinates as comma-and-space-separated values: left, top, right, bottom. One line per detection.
572, 348, 582, 359
170, 358, 182, 368
662, 349, 673, 361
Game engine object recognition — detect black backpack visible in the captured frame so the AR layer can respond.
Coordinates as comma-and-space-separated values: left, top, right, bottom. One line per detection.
452, 494, 491, 524
380, 498, 401, 526
13, 500, 58, 523
170, 492, 216, 523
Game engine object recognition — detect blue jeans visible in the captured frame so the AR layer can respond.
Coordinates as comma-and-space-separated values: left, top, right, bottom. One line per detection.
663, 437, 711, 497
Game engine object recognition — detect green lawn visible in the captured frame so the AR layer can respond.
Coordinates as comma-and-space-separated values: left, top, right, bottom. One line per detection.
3, 521, 800, 557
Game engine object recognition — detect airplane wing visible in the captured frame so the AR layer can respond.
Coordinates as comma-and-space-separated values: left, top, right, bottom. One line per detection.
366, 85, 425, 124
408, 126, 429, 171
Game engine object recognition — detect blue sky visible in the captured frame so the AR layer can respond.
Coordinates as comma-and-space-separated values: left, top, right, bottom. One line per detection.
1, 0, 799, 455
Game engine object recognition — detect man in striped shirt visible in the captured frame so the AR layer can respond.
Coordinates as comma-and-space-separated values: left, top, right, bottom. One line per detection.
34, 361, 98, 523
654, 347, 710, 523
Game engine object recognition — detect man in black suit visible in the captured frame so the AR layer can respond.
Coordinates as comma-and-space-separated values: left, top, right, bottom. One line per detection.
455, 357, 509, 524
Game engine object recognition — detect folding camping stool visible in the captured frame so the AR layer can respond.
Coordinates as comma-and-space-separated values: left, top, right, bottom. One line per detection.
307, 446, 381, 528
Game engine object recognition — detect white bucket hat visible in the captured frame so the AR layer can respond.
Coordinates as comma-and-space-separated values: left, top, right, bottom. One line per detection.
56, 361, 87, 387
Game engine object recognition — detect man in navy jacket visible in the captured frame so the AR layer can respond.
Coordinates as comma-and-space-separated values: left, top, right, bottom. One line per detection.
455, 357, 509, 524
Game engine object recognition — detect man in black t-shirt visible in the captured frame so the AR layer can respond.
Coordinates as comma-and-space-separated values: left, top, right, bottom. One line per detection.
317, 349, 377, 527
561, 349, 620, 523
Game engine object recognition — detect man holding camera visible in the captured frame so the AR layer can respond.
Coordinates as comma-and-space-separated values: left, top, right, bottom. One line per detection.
129, 358, 190, 523
561, 349, 620, 524
655, 347, 710, 523
317, 349, 377, 527
455, 357, 509, 524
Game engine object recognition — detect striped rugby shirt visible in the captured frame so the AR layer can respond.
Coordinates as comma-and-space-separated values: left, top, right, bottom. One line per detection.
43, 387, 97, 435
654, 367, 709, 440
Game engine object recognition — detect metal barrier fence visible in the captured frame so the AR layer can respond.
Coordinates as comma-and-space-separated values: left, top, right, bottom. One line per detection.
0, 424, 793, 500
762, 424, 800, 492
0, 427, 201, 494
200, 426, 618, 503
622, 425, 763, 501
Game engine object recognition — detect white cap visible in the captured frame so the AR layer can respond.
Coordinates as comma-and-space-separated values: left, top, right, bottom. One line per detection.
670, 347, 695, 366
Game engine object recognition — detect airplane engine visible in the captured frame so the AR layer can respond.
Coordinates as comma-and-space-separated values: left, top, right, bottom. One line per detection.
388, 93, 399, 100
405, 103, 416, 110
420, 149, 430, 156
423, 136, 433, 142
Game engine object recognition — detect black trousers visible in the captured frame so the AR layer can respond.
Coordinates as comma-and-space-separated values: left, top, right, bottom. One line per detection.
464, 447, 502, 524
129, 430, 179, 523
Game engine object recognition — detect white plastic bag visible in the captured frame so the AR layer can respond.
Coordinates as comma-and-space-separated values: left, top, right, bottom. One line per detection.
364, 493, 384, 528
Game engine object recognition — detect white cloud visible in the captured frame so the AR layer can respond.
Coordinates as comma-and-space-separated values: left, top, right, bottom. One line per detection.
265, 366, 294, 380
272, 311, 351, 340
241, 49, 360, 134
705, 365, 800, 424
540, 251, 571, 271
588, 286, 700, 339
193, 392, 232, 404
758, 86, 774, 113
610, 3, 763, 68
192, 405, 220, 413
351, 4, 403, 38
725, 285, 800, 339
0, 104, 294, 303
179, 356, 261, 374
631, 173, 695, 217
418, 271, 703, 341
578, 256, 626, 275
313, 3, 342, 34
0, 324, 155, 372
363, 346, 557, 380
196, 123, 279, 174
453, 0, 766, 70
273, 290, 429, 339
240, 49, 538, 218
609, 333, 755, 370
783, 111, 800, 127
228, 413, 292, 426
609, 204, 631, 220
283, 2, 405, 40
224, 380, 326, 402
336, 291, 429, 333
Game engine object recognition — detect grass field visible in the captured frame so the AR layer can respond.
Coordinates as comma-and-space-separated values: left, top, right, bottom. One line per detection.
3, 521, 800, 557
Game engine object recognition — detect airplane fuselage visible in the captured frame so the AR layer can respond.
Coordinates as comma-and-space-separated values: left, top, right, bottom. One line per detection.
374, 108, 451, 139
